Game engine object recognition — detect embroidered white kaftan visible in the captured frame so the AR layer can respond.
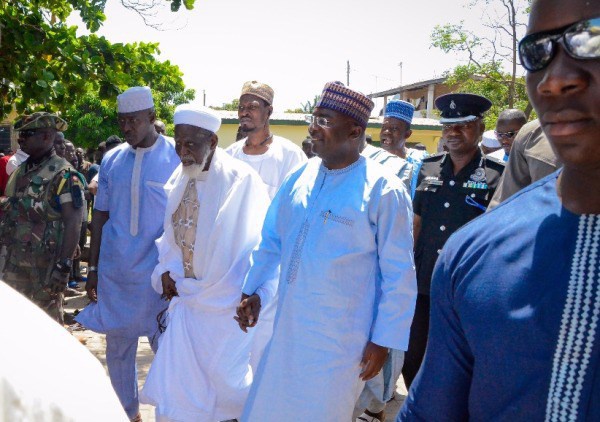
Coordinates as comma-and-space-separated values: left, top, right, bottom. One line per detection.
140, 149, 270, 422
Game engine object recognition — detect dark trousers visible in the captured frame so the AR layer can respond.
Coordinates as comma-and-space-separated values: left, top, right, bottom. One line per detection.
72, 221, 88, 280
401, 293, 431, 389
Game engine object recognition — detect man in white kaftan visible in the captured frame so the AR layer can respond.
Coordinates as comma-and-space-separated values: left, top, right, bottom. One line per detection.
225, 81, 306, 373
140, 105, 270, 422
237, 82, 417, 421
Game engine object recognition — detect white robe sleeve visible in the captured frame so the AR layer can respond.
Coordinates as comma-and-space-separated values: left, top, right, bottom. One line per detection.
370, 184, 418, 351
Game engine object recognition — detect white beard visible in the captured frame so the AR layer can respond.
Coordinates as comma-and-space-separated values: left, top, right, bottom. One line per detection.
181, 157, 207, 180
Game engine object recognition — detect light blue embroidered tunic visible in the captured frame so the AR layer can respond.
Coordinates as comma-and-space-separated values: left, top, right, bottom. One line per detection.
241, 156, 417, 421
77, 137, 180, 337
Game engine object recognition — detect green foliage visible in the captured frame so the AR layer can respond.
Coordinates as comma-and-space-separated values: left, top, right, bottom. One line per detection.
285, 108, 305, 113
431, 23, 480, 56
210, 99, 240, 111
1, 0, 196, 127
431, 0, 533, 122
1, 1, 196, 151
63, 94, 118, 149
444, 64, 532, 128
301, 95, 321, 114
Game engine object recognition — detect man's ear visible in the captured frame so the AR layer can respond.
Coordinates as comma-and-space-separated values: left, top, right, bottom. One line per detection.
349, 124, 363, 142
148, 110, 157, 125
210, 134, 219, 150
267, 105, 273, 118
404, 129, 413, 140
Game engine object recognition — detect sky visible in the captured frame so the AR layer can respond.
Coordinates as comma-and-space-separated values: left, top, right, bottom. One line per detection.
68, 0, 529, 114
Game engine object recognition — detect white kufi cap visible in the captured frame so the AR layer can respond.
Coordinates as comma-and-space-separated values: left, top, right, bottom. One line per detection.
174, 104, 221, 134
117, 86, 154, 113
481, 130, 501, 148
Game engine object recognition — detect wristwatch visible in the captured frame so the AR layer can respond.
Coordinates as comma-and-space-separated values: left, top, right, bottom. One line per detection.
55, 258, 73, 274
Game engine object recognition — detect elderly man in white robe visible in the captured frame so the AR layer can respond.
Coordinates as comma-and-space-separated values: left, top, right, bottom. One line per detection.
140, 105, 270, 422
237, 82, 417, 421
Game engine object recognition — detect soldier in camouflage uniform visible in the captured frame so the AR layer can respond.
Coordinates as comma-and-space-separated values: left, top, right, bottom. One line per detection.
0, 112, 84, 325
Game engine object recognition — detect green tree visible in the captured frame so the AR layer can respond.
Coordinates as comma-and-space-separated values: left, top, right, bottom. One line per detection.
0, 0, 195, 123
431, 0, 533, 124
301, 95, 320, 114
210, 99, 240, 111
63, 94, 119, 149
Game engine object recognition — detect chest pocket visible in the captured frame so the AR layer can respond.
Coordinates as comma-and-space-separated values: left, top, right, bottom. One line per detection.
18, 175, 55, 222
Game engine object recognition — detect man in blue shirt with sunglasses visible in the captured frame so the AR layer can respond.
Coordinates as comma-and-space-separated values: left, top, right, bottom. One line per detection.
400, 0, 600, 419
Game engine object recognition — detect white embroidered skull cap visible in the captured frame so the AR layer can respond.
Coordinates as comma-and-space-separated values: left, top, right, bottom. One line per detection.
117, 86, 154, 113
174, 104, 221, 134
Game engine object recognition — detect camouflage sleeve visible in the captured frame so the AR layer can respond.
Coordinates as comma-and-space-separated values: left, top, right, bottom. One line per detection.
49, 169, 85, 206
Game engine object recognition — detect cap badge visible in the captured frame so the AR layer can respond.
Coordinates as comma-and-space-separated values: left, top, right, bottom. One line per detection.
450, 100, 457, 110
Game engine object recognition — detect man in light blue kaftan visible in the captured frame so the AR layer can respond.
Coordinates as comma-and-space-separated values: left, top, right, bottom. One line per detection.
400, 0, 600, 420
77, 87, 180, 421
237, 82, 417, 421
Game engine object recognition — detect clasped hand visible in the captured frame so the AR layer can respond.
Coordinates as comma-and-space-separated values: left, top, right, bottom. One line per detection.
234, 293, 261, 333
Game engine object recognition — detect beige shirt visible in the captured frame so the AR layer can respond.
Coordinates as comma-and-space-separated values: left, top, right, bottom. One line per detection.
487, 119, 561, 210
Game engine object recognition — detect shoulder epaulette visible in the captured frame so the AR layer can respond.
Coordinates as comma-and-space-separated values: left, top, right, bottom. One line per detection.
485, 156, 507, 167
422, 152, 446, 162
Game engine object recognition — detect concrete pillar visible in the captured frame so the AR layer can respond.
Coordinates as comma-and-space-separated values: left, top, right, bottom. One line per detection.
426, 84, 435, 119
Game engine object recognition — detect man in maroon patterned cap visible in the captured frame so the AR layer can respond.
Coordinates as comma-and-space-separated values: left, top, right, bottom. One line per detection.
237, 82, 417, 421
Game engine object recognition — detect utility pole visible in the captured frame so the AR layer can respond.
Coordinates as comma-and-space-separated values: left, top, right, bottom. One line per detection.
398, 62, 403, 87
346, 60, 350, 86
203, 90, 206, 106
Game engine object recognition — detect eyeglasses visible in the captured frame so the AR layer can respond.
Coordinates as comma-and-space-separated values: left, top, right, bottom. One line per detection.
495, 130, 517, 139
238, 103, 262, 113
519, 17, 600, 72
18, 129, 39, 138
305, 115, 333, 129
442, 120, 477, 131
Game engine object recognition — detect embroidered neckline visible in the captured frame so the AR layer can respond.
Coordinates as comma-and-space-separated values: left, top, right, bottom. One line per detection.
319, 156, 364, 175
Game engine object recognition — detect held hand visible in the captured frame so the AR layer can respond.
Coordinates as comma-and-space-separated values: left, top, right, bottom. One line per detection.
86, 271, 98, 302
48, 269, 69, 294
161, 272, 179, 300
234, 293, 261, 333
359, 341, 389, 381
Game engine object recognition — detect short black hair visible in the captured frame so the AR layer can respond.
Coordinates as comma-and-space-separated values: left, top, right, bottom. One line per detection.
497, 109, 527, 125
106, 135, 122, 147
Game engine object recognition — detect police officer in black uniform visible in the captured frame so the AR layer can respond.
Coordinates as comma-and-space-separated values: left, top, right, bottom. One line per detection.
402, 93, 505, 388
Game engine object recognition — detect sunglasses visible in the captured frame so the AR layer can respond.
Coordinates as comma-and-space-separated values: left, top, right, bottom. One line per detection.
18, 129, 40, 138
519, 16, 600, 72
495, 130, 517, 139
